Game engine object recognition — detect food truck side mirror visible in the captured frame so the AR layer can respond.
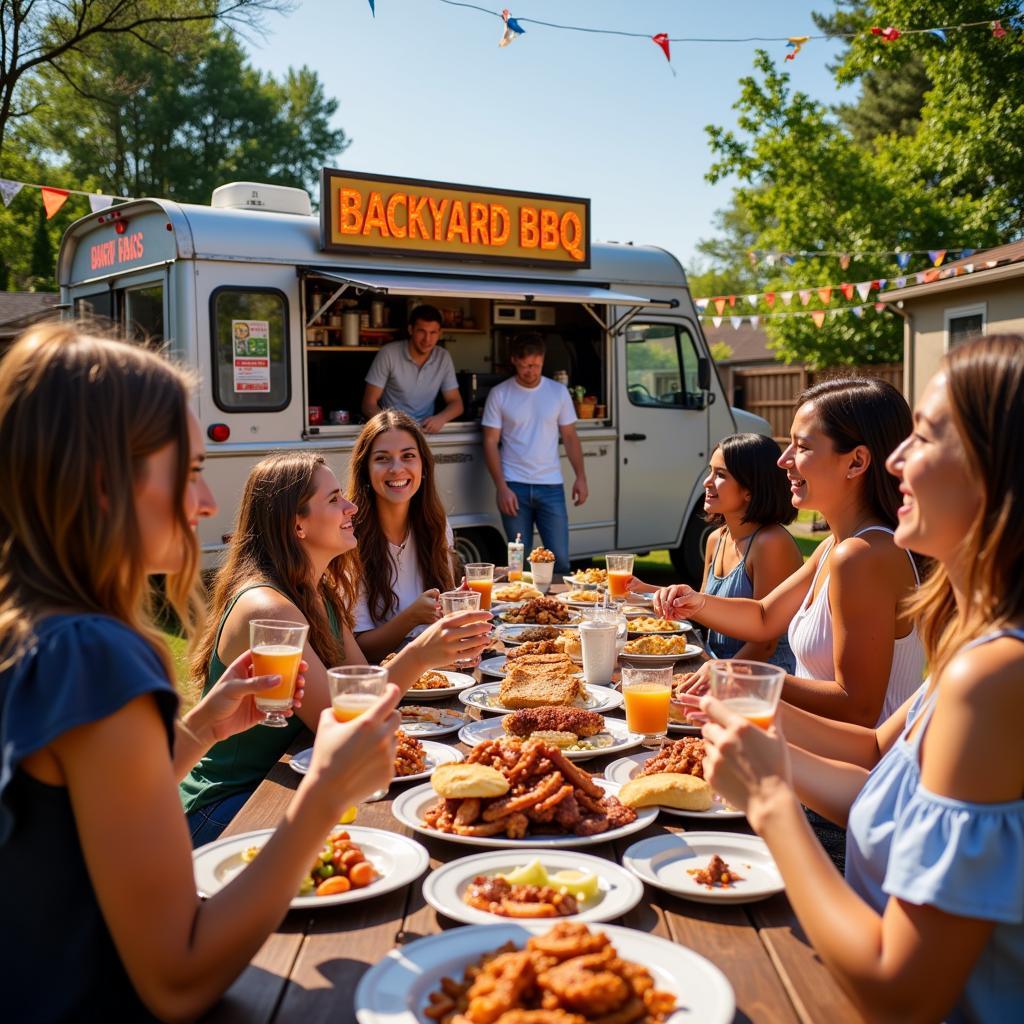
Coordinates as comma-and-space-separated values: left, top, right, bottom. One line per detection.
697, 356, 712, 392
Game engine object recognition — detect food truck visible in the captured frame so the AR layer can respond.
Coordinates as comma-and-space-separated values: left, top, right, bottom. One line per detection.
57, 170, 769, 581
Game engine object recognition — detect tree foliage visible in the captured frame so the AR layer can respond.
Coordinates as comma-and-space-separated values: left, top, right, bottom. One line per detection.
698, 2, 1023, 367
0, 0, 285, 155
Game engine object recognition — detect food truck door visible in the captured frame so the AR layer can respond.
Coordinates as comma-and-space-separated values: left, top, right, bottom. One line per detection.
616, 319, 710, 549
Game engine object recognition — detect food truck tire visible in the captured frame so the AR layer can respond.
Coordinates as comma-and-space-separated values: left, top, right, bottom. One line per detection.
453, 528, 505, 567
670, 511, 713, 586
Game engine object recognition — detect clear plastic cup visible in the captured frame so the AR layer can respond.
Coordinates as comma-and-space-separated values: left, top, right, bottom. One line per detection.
439, 589, 483, 667
605, 553, 635, 602
621, 664, 673, 746
708, 659, 785, 729
250, 619, 309, 727
464, 563, 495, 610
327, 664, 392, 801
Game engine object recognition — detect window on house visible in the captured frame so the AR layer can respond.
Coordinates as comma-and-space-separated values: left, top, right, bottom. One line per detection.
944, 303, 986, 351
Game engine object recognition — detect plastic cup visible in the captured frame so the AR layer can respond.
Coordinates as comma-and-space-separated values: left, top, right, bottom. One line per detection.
464, 562, 495, 610
579, 619, 617, 685
439, 589, 483, 667
622, 664, 672, 746
708, 659, 785, 729
250, 619, 309, 727
327, 665, 391, 800
529, 559, 555, 593
605, 553, 635, 601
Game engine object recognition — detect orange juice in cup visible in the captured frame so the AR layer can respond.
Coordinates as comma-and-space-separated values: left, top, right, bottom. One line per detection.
708, 659, 785, 730
605, 553, 635, 601
331, 692, 379, 722
464, 562, 495, 610
621, 665, 672, 746
327, 665, 391, 802
250, 619, 309, 728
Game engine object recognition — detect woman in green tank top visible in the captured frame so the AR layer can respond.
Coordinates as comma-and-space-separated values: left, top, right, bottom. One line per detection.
181, 451, 492, 845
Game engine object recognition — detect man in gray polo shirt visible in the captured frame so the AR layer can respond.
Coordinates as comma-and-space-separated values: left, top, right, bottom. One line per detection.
361, 304, 463, 432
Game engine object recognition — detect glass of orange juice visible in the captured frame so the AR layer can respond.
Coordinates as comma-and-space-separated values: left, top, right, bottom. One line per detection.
327, 665, 391, 801
250, 619, 309, 727
708, 659, 785, 729
464, 562, 495, 610
605, 553, 635, 603
621, 664, 672, 746
439, 588, 483, 667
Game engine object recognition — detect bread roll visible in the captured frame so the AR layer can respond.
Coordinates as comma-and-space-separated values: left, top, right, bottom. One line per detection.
619, 771, 713, 811
431, 763, 510, 799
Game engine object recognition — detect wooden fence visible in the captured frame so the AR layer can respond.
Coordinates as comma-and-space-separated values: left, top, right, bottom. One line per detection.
732, 363, 904, 442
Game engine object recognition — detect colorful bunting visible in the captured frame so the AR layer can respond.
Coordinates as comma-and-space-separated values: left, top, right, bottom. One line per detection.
784, 36, 809, 61
749, 316, 760, 329
992, 21, 1007, 39
730, 316, 742, 330
799, 290, 812, 306
499, 9, 525, 47
839, 253, 851, 270
855, 281, 872, 302
816, 286, 832, 304
780, 291, 793, 306
651, 32, 674, 72
930, 29, 947, 42
0, 179, 23, 207
88, 194, 115, 213
712, 316, 723, 328
41, 187, 70, 219
746, 293, 758, 307
368, 0, 375, 15
874, 302, 886, 312
764, 292, 776, 308
928, 249, 947, 266
811, 310, 826, 328
895, 276, 907, 289
695, 298, 709, 313
840, 282, 854, 300
852, 305, 864, 318
714, 297, 726, 315
896, 251, 912, 270
871, 26, 902, 42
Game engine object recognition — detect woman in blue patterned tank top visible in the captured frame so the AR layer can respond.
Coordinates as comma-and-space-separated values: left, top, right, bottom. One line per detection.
696, 335, 1024, 1023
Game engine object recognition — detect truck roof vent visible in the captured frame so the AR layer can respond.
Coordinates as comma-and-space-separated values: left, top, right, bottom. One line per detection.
211, 181, 312, 216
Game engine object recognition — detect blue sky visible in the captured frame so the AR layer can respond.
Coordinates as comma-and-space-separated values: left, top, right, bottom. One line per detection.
244, 1, 853, 269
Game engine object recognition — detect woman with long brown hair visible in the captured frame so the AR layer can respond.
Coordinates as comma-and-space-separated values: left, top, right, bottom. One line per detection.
0, 324, 401, 1020
181, 448, 490, 844
699, 335, 1024, 1022
345, 410, 458, 662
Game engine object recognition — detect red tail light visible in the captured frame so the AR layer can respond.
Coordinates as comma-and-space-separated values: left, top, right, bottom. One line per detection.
207, 423, 230, 442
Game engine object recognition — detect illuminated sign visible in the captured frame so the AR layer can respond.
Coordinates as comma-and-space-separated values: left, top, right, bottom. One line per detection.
321, 169, 590, 268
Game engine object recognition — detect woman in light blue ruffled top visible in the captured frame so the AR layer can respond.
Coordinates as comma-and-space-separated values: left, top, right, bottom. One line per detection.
698, 334, 1024, 1023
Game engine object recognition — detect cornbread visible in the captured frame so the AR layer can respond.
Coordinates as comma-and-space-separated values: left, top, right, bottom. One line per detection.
619, 772, 712, 811
498, 674, 584, 710
494, 582, 543, 603
623, 634, 690, 655
431, 763, 510, 799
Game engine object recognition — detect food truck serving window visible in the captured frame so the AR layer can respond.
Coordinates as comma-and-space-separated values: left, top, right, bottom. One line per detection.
210, 287, 290, 412
625, 323, 703, 409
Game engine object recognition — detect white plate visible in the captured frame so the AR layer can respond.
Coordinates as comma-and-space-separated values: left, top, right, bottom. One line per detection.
398, 707, 466, 737
399, 669, 477, 701
623, 832, 783, 904
422, 849, 644, 925
459, 681, 623, 715
458, 716, 642, 761
193, 826, 428, 910
627, 619, 693, 636
603, 752, 744, 819
354, 920, 734, 1024
562, 572, 607, 587
289, 741, 464, 784
619, 643, 704, 664
477, 655, 509, 677
391, 778, 657, 849
556, 592, 608, 609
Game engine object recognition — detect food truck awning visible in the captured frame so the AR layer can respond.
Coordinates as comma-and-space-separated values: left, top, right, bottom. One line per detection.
301, 269, 677, 332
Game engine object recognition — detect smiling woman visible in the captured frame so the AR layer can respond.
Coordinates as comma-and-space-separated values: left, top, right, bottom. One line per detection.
344, 410, 458, 664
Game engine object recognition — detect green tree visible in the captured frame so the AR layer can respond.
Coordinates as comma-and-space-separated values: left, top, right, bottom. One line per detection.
709, 341, 734, 362
29, 26, 347, 202
29, 204, 55, 287
0, 1, 285, 156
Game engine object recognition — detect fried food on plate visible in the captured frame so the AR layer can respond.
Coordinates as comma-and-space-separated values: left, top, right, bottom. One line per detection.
506, 640, 562, 661
622, 635, 689, 655
422, 738, 636, 841
619, 772, 712, 811
639, 737, 706, 779
463, 874, 579, 918
393, 730, 427, 777
495, 582, 544, 603
400, 705, 465, 724
562, 589, 603, 604
503, 707, 605, 739
627, 616, 683, 634
568, 567, 607, 585
502, 597, 576, 625
422, 921, 676, 1024
432, 763, 511, 799
510, 626, 562, 643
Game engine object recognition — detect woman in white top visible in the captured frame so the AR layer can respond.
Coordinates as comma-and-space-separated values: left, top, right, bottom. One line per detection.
658, 377, 924, 729
346, 411, 458, 663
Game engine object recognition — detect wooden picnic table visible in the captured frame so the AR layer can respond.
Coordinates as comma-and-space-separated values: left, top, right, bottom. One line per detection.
204, 599, 864, 1024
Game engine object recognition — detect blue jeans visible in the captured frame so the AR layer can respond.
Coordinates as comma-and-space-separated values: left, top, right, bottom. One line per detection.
501, 482, 570, 575
186, 787, 255, 848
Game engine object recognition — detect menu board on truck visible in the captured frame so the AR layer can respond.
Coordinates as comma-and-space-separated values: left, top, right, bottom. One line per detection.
232, 319, 271, 392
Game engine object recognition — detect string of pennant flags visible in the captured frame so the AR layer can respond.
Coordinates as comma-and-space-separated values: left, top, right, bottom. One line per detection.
694, 257, 996, 313
366, 2, 1024, 72
744, 247, 974, 270
701, 302, 893, 331
0, 178, 119, 219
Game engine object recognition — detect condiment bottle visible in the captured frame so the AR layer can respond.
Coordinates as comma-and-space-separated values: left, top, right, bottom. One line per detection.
507, 532, 524, 582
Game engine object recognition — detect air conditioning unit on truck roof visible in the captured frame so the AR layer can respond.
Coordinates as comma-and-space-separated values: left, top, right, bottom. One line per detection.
211, 182, 312, 216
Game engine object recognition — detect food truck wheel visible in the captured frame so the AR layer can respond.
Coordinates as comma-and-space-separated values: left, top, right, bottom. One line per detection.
453, 528, 505, 567
670, 510, 714, 586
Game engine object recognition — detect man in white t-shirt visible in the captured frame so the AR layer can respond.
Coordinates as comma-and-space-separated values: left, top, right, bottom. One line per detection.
481, 334, 587, 574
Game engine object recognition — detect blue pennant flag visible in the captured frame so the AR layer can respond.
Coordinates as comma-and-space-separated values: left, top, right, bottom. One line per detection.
929, 29, 947, 42
368, 0, 375, 15
960, 248, 975, 258
896, 251, 912, 270
895, 276, 907, 289
852, 306, 864, 319
877, 278, 887, 291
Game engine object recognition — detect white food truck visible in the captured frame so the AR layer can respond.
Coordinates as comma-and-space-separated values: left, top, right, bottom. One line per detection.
57, 170, 768, 581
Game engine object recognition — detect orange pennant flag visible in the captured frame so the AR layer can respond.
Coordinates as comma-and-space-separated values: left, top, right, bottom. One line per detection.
817, 286, 833, 304
714, 297, 726, 315
840, 283, 855, 300
811, 310, 826, 328
764, 292, 776, 308
41, 187, 70, 219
